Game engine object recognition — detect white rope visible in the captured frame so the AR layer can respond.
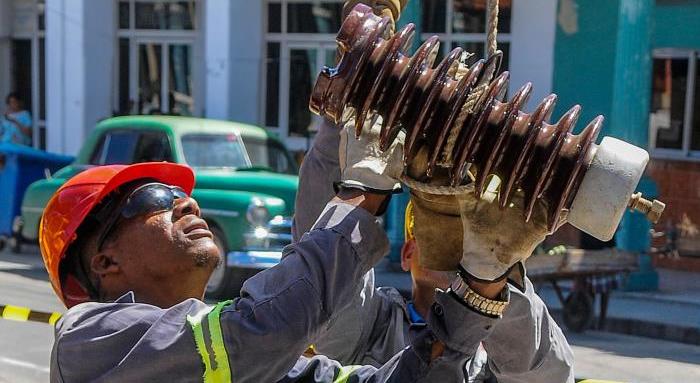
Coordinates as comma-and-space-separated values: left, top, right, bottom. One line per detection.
487, 0, 499, 57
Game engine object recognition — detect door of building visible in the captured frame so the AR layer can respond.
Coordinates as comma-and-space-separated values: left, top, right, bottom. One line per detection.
128, 39, 196, 116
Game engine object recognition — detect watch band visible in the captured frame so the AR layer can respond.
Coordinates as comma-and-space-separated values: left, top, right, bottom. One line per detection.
449, 274, 509, 318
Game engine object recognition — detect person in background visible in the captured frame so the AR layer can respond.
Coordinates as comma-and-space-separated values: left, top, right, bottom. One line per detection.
1, 92, 33, 146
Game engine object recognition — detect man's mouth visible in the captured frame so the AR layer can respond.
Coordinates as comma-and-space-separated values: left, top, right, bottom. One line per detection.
183, 219, 213, 240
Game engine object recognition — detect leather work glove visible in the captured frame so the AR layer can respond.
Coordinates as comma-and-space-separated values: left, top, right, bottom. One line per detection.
338, 116, 405, 194
457, 191, 552, 281
343, 0, 408, 33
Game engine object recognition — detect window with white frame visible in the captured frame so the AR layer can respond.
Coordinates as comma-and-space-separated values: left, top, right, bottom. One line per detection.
263, 0, 343, 151
9, 0, 46, 149
421, 0, 511, 69
115, 0, 200, 117
649, 49, 700, 159
263, 0, 512, 152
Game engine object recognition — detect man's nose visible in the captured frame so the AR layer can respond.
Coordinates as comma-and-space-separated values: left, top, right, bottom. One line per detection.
172, 197, 201, 219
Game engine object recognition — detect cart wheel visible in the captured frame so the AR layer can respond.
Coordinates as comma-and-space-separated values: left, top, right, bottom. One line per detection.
563, 291, 594, 333
11, 216, 23, 254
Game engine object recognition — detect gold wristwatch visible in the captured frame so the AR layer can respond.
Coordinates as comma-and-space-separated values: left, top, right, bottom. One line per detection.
449, 274, 510, 318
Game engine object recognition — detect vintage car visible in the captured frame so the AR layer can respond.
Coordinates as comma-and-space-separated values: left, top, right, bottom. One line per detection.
15, 116, 298, 297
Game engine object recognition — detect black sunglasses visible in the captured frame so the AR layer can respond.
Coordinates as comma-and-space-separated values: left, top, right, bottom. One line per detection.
96, 182, 188, 251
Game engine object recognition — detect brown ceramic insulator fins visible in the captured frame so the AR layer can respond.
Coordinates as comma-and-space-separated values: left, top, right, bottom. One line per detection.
309, 3, 603, 230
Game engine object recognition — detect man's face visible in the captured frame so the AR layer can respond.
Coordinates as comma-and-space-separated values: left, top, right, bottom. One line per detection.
98, 189, 221, 302
400, 239, 453, 292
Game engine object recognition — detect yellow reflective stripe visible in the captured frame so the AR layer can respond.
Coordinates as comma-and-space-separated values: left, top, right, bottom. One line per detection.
334, 365, 362, 383
188, 301, 233, 383
48, 312, 62, 326
188, 306, 215, 382
1, 305, 30, 321
207, 300, 232, 383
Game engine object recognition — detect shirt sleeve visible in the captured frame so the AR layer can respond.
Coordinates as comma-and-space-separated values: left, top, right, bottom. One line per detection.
292, 118, 341, 243
481, 277, 575, 383
312, 284, 412, 367
17, 111, 32, 127
279, 293, 501, 383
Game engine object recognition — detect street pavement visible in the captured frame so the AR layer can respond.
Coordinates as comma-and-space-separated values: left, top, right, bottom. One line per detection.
1, 249, 699, 382
0, 249, 63, 383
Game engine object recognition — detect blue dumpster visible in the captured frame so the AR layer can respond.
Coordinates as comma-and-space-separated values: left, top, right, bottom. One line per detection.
0, 143, 73, 251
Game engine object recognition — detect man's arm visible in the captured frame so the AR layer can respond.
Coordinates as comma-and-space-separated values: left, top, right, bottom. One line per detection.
225, 195, 391, 382
482, 277, 575, 383
292, 118, 341, 242
291, 118, 381, 365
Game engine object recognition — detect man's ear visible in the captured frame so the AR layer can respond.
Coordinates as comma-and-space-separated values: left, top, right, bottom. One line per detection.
400, 239, 416, 272
90, 251, 120, 277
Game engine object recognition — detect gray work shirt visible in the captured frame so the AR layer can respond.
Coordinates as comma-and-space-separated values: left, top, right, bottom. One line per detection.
292, 119, 575, 382
51, 200, 502, 382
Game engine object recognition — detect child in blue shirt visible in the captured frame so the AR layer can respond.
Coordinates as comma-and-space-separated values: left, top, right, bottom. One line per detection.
1, 92, 33, 145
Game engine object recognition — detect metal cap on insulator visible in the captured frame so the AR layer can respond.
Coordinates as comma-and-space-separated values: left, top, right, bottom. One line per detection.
568, 137, 655, 241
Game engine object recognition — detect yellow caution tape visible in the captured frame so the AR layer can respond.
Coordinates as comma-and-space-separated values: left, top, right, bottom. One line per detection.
49, 312, 62, 326
1, 305, 30, 321
0, 304, 62, 325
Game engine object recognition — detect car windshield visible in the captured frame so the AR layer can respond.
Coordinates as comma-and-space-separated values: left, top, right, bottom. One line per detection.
181, 133, 297, 174
181, 134, 250, 168
244, 136, 298, 175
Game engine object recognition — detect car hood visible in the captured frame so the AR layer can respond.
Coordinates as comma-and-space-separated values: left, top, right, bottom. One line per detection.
194, 169, 298, 214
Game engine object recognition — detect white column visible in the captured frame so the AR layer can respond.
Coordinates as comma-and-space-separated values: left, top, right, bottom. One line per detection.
83, 1, 115, 138
46, 0, 114, 155
204, 0, 232, 119
0, 0, 12, 101
509, 0, 557, 111
229, 1, 264, 125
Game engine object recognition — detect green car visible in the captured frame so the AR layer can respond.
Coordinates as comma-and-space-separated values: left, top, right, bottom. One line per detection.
16, 116, 298, 297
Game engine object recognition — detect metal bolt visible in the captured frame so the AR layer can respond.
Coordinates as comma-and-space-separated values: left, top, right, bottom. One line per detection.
628, 192, 666, 224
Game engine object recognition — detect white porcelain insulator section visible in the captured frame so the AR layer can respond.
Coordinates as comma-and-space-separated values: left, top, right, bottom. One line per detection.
568, 137, 650, 241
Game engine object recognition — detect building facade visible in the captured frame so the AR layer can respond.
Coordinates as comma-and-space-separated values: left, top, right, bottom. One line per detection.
0, 0, 557, 154
1, 0, 699, 257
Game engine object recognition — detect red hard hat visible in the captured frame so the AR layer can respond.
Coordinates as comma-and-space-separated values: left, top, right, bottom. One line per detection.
40, 162, 195, 308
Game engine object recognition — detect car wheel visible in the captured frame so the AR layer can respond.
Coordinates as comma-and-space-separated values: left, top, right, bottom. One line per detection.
206, 227, 233, 299
0, 236, 6, 252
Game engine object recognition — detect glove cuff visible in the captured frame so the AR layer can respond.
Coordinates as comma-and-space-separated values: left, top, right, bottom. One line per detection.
458, 262, 526, 289
335, 184, 395, 215
335, 181, 401, 194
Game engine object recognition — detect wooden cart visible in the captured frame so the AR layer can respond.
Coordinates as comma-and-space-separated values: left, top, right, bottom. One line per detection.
526, 248, 638, 332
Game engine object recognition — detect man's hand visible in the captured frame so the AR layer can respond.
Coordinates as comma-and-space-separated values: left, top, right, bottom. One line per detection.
338, 117, 405, 195
457, 192, 552, 282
